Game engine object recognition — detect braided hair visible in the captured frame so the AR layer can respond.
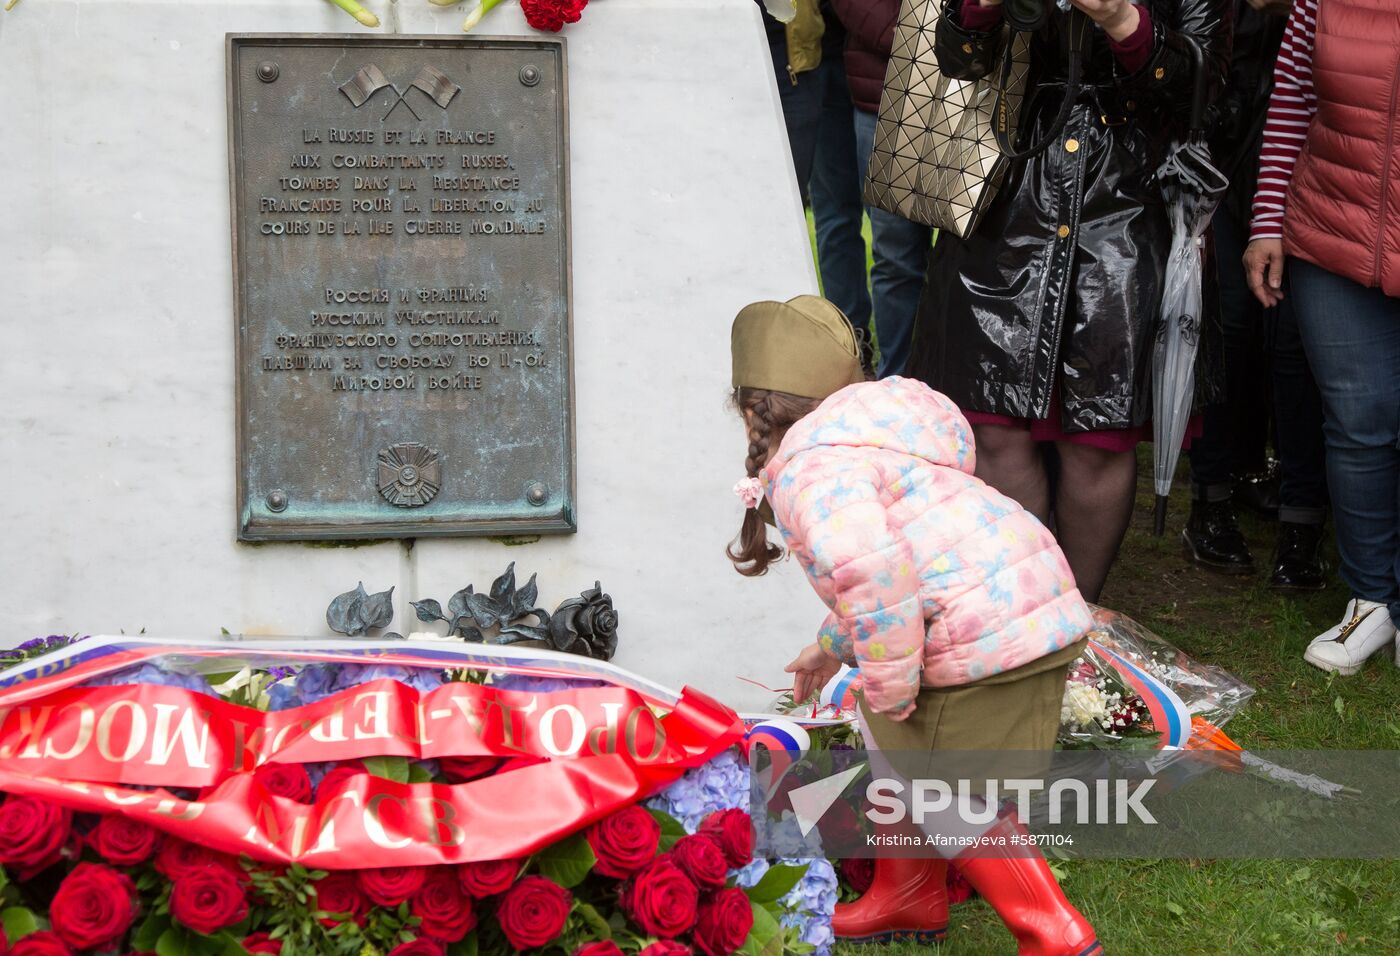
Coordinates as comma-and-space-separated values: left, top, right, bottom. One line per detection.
728, 387, 820, 576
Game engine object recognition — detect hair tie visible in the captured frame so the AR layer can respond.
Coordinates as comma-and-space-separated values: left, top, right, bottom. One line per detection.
733, 477, 764, 510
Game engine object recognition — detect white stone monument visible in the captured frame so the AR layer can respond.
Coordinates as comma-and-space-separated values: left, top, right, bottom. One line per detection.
0, 0, 828, 710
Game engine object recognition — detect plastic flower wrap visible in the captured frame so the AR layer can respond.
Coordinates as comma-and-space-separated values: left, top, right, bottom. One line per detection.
1060, 608, 1256, 750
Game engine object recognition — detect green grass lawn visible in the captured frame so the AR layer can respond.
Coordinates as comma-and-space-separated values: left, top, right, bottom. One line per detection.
811, 218, 1400, 954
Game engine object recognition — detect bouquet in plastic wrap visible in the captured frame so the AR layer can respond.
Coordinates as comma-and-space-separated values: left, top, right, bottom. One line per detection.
1059, 607, 1255, 751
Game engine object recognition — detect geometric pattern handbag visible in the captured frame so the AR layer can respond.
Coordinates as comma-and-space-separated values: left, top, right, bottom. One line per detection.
863, 0, 1032, 240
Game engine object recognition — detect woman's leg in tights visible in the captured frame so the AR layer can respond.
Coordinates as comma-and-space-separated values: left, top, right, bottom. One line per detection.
971, 425, 1051, 525
1053, 442, 1138, 603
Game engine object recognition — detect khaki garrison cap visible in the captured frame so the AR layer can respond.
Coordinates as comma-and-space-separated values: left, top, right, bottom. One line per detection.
731, 295, 865, 399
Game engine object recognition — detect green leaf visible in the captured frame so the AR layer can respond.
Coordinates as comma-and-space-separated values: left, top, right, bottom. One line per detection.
647, 807, 688, 853
448, 933, 479, 956
1333, 696, 1345, 719
156, 927, 194, 956
1164, 901, 1186, 919
132, 913, 174, 952
408, 763, 435, 784
215, 932, 250, 956
0, 907, 39, 941
363, 755, 411, 784
743, 863, 807, 905
574, 902, 611, 940
737, 900, 784, 956
537, 832, 597, 888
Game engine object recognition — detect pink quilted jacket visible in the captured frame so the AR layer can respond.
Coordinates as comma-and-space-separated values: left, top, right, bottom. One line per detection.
761, 378, 1092, 719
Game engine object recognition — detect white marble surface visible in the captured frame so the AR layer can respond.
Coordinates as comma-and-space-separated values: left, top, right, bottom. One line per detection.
0, 0, 825, 709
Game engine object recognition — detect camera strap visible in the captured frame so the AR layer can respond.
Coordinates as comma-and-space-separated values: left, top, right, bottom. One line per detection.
992, 9, 1092, 161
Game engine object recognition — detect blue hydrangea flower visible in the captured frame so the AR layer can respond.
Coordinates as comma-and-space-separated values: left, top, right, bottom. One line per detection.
83, 663, 215, 696
267, 661, 447, 711
490, 674, 606, 694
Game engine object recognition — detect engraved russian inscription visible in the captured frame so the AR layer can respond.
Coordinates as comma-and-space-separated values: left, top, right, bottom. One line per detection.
230, 37, 572, 540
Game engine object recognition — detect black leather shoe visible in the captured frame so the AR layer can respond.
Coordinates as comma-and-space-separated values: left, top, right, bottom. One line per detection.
1183, 499, 1255, 574
1269, 522, 1329, 591
1234, 463, 1280, 518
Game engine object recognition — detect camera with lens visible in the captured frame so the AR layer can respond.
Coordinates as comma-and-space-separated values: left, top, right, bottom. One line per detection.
1003, 0, 1052, 31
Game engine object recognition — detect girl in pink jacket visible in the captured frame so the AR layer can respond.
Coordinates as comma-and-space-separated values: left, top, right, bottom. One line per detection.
730, 295, 1099, 956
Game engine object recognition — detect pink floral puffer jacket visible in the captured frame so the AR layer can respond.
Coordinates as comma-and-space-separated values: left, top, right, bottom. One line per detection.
761, 377, 1092, 719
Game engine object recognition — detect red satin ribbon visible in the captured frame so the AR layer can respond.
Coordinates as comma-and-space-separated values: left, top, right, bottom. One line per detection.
0, 670, 743, 866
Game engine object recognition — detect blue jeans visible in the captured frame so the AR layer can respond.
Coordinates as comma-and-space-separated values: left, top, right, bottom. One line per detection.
853, 107, 934, 377
771, 47, 872, 336
1289, 258, 1400, 625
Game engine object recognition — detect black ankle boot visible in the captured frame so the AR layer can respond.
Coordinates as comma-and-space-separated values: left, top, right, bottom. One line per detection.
1269, 522, 1329, 591
1183, 499, 1254, 574
1233, 463, 1280, 518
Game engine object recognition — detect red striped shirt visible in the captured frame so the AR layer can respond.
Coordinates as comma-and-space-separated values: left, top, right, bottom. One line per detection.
1250, 0, 1319, 241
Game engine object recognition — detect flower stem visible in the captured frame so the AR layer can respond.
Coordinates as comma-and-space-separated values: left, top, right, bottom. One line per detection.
326, 0, 380, 27
429, 0, 464, 5
463, 0, 505, 32
3, 0, 20, 11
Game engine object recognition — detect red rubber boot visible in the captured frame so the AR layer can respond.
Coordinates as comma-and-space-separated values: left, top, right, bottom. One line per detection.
955, 825, 1101, 956
832, 857, 949, 945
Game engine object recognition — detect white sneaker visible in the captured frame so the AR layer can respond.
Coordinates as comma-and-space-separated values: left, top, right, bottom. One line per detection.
1303, 599, 1398, 676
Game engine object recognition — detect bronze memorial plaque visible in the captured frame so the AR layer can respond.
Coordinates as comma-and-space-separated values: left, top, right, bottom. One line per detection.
228, 35, 573, 540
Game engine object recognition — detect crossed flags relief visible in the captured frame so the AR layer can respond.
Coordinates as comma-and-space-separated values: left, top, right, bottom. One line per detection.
339, 64, 462, 120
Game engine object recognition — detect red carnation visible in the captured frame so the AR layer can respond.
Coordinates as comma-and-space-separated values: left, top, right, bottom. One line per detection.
669, 834, 729, 890
242, 932, 283, 955
438, 756, 499, 783
411, 869, 477, 942
521, 0, 587, 33
358, 866, 427, 907
313, 872, 369, 927
387, 941, 444, 956
254, 764, 313, 803
693, 888, 754, 956
9, 931, 73, 956
169, 865, 249, 935
586, 805, 660, 879
50, 863, 137, 951
156, 840, 242, 881
87, 815, 162, 866
0, 795, 72, 877
574, 943, 624, 956
640, 943, 694, 956
457, 858, 521, 898
840, 858, 875, 895
698, 810, 753, 869
495, 876, 572, 950
621, 858, 699, 939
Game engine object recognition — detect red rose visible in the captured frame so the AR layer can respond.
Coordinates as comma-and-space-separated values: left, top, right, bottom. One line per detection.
840, 858, 875, 895
313, 872, 369, 927
669, 835, 728, 890
0, 795, 72, 876
495, 876, 572, 950
254, 764, 313, 803
698, 810, 753, 869
586, 805, 660, 879
316, 762, 367, 797
521, 0, 586, 32
170, 865, 249, 935
621, 859, 699, 939
9, 931, 73, 956
438, 756, 499, 783
242, 932, 283, 955
357, 866, 427, 907
156, 840, 242, 881
640, 943, 693, 956
573, 943, 624, 956
50, 863, 137, 950
457, 858, 520, 898
387, 941, 444, 956
410, 869, 477, 942
693, 888, 754, 956
87, 815, 161, 866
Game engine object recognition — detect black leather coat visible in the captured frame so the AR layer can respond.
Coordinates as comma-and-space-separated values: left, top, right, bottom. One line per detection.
907, 0, 1232, 433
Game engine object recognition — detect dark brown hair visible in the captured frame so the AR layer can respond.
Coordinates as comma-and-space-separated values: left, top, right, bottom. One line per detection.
727, 387, 820, 576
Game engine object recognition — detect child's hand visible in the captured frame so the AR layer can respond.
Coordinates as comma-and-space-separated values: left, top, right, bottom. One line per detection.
785, 642, 842, 704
